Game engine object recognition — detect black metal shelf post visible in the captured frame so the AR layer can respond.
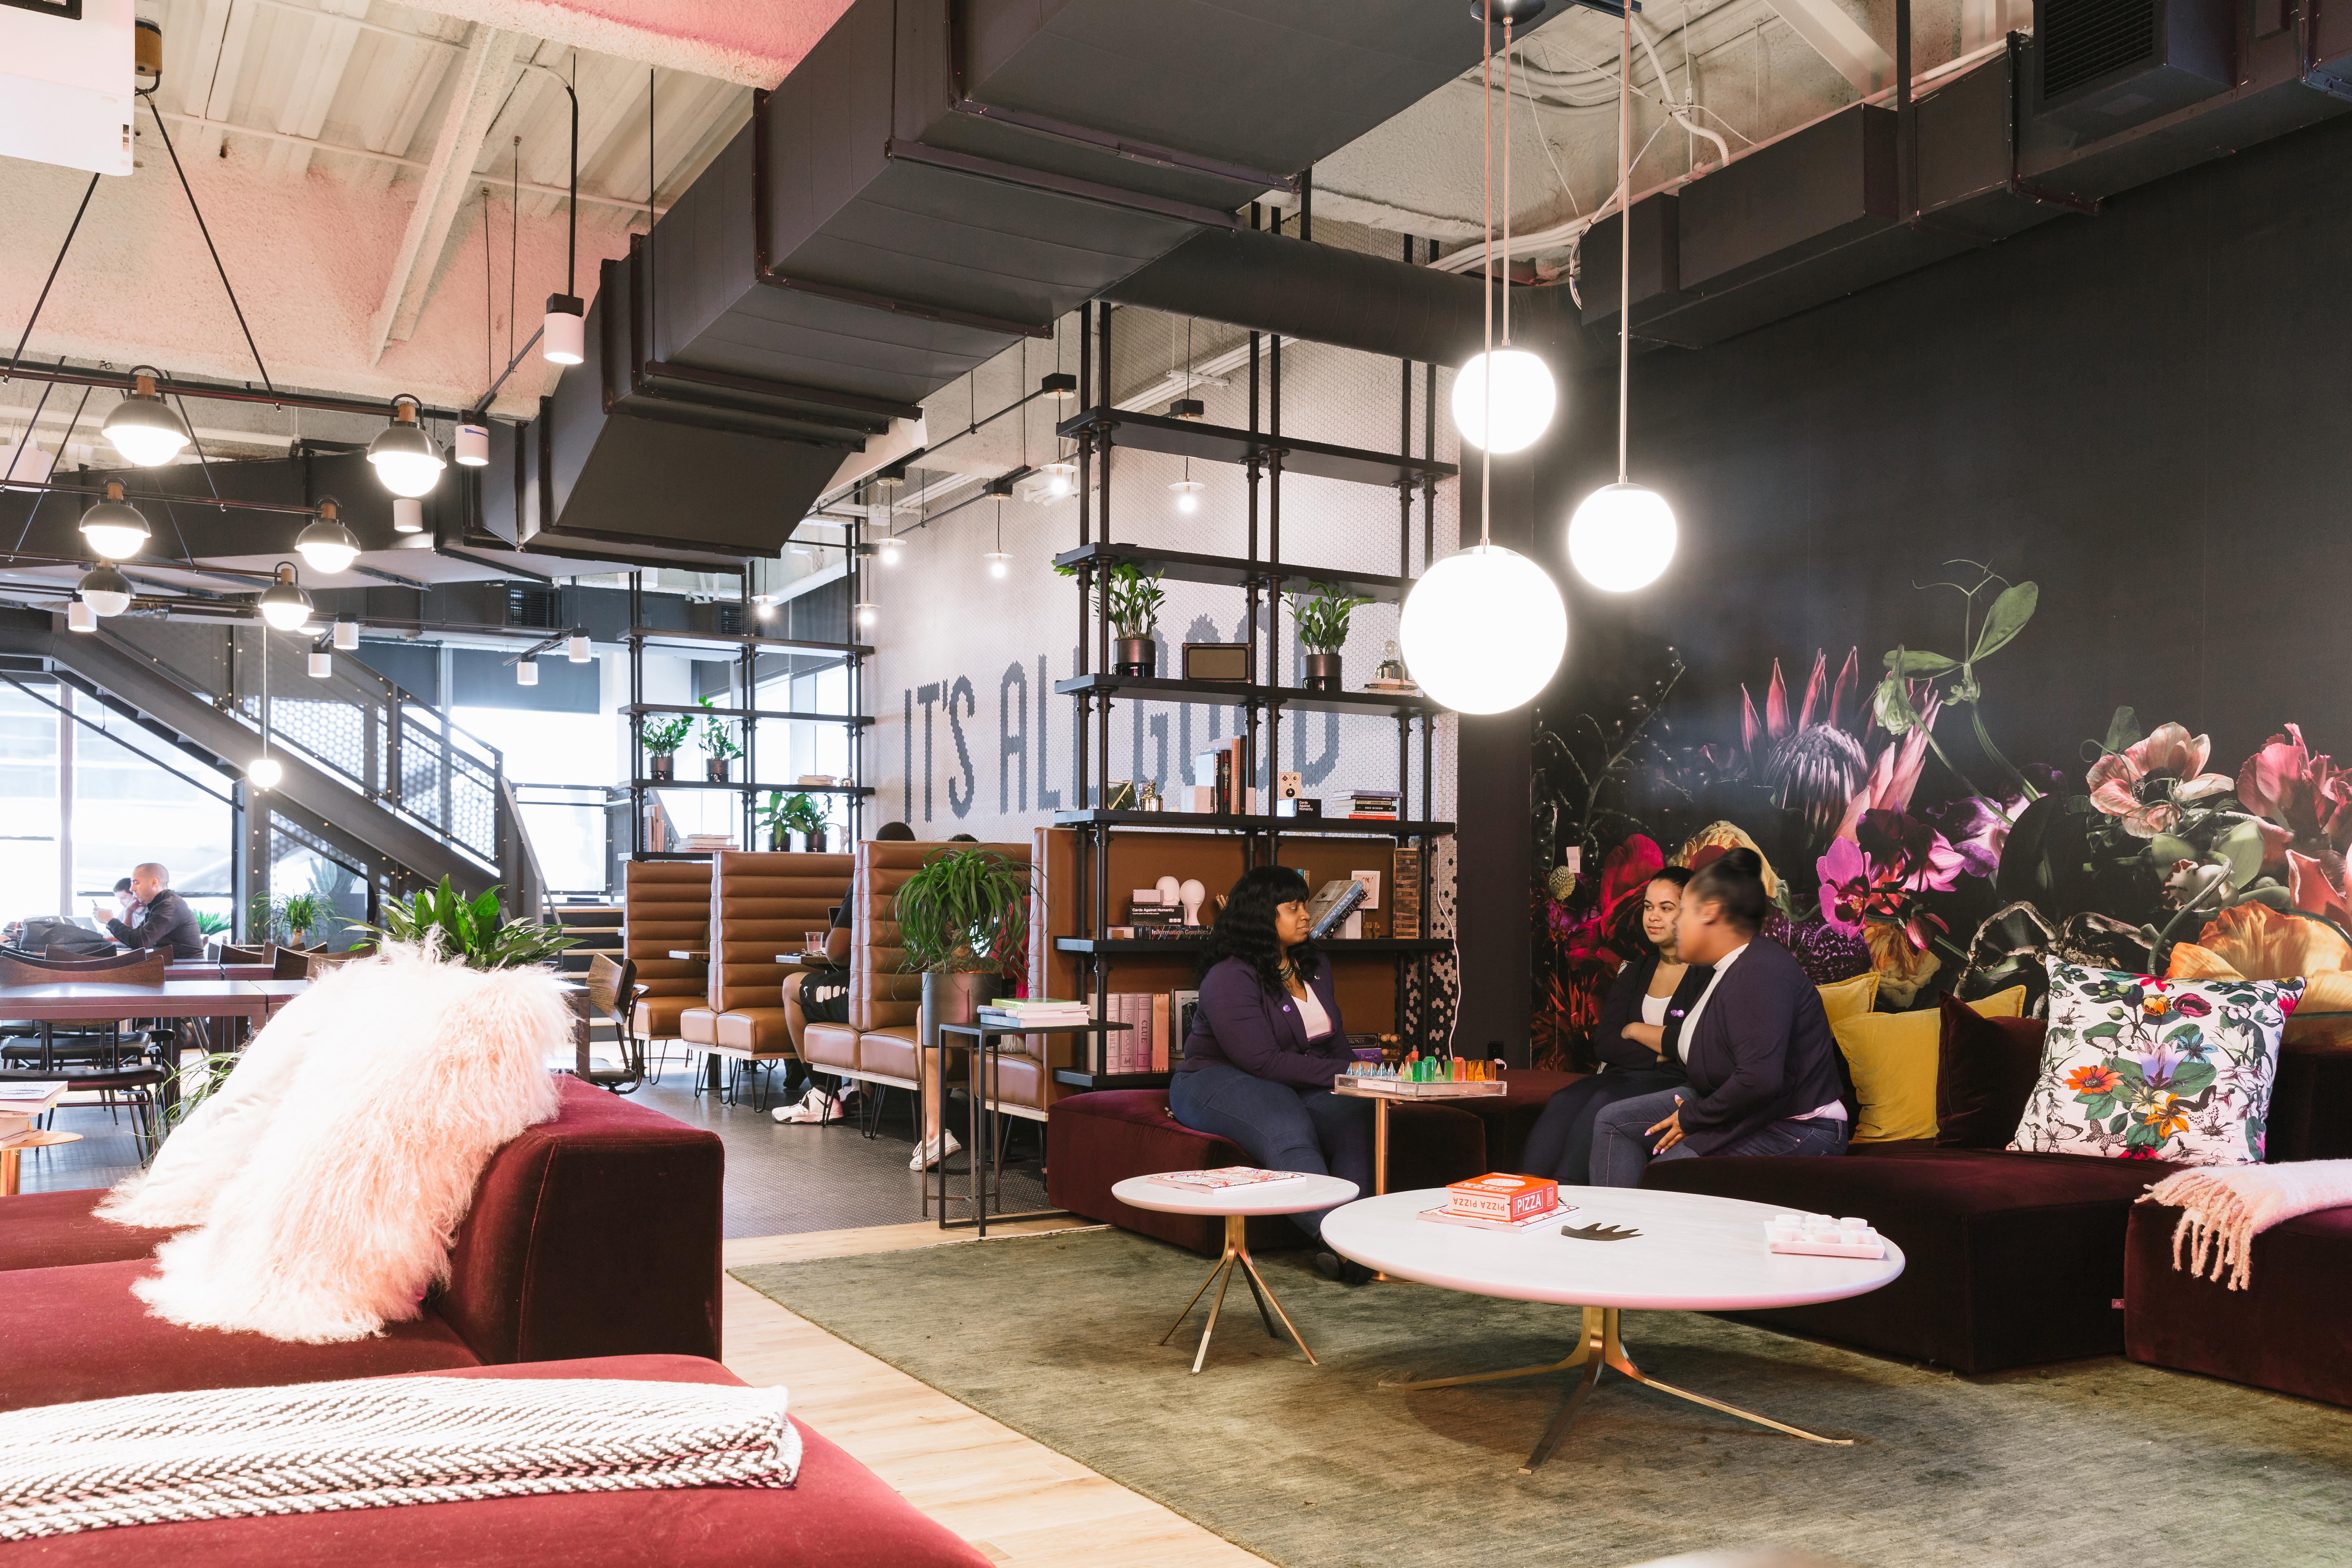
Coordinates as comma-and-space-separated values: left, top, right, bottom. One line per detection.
1056, 275, 1452, 1070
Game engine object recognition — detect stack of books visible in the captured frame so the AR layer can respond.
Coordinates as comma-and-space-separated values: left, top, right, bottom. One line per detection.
1420, 1172, 1574, 1232
684, 833, 737, 853
1102, 992, 1173, 1074
977, 998, 1091, 1031
1348, 789, 1401, 820
1189, 735, 1254, 815
1149, 1167, 1307, 1193
0, 1082, 67, 1152
1103, 924, 1212, 940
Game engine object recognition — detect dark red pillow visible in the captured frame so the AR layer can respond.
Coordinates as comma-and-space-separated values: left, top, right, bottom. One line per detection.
1935, 992, 2047, 1149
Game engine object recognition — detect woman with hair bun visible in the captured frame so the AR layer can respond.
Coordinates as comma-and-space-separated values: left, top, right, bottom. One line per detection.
1589, 846, 1850, 1187
1169, 864, 1375, 1283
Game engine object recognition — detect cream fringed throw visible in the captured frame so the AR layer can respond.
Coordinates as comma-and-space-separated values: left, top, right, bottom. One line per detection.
2138, 1159, 2352, 1290
96, 946, 567, 1343
0, 1376, 799, 1541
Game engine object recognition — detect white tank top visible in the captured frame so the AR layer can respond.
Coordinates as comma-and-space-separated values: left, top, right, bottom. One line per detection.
1296, 986, 1334, 1042
1640, 993, 1669, 1028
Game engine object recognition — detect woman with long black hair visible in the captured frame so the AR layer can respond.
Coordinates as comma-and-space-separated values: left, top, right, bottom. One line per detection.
1168, 865, 1374, 1283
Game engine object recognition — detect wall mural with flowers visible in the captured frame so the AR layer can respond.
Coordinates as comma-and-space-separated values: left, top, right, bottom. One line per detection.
1530, 559, 2352, 1070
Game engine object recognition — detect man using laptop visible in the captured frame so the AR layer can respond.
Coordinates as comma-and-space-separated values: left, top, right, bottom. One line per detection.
90, 863, 205, 959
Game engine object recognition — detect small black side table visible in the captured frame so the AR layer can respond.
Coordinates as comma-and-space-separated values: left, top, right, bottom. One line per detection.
932, 1019, 1133, 1236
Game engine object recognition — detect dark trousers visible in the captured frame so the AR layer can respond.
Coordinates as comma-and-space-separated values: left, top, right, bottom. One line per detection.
1590, 1087, 1850, 1188
1519, 1067, 1687, 1187
1167, 1061, 1374, 1243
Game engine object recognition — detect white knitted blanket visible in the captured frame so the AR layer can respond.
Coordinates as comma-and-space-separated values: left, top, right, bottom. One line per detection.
2138, 1158, 2352, 1290
0, 1376, 800, 1541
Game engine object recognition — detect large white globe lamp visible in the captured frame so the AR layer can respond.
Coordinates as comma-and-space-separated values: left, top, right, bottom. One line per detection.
1398, 545, 1568, 715
247, 755, 283, 790
1450, 348, 1555, 456
1567, 481, 1677, 592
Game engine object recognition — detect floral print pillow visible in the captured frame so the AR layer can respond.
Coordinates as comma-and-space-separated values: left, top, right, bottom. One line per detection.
2009, 961, 2301, 1165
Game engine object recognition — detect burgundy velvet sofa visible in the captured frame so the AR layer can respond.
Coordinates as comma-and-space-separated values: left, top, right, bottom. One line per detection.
0, 1356, 992, 1568
1046, 1069, 1575, 1256
0, 1076, 726, 1411
1643, 1029, 2352, 1379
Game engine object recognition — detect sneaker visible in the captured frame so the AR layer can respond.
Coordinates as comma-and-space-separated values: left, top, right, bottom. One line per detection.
907, 1128, 964, 1170
772, 1087, 843, 1125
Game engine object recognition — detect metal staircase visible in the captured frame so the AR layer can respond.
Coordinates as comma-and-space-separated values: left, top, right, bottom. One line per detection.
0, 607, 545, 929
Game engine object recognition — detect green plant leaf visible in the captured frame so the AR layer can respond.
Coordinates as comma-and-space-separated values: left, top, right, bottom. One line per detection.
1970, 581, 2039, 661
2214, 819, 2269, 891
1880, 649, 1959, 675
2103, 705, 2143, 755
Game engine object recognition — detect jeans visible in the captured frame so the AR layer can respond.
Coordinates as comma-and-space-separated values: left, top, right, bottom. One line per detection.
1519, 1067, 1686, 1187
1167, 1061, 1374, 1243
1589, 1087, 1849, 1189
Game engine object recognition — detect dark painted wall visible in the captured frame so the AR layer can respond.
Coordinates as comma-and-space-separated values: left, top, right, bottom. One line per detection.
1535, 112, 2352, 793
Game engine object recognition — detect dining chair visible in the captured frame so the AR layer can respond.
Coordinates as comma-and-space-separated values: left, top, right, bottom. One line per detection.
0, 951, 170, 1080
578, 955, 647, 1094
267, 946, 316, 980
304, 950, 366, 980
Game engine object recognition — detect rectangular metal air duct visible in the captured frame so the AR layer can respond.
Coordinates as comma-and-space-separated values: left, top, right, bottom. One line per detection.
2030, 0, 2232, 136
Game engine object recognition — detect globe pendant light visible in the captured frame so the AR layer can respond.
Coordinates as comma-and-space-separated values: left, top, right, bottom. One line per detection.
366, 395, 445, 498
258, 562, 314, 630
1040, 457, 1076, 497
1566, 3, 1677, 594
77, 563, 133, 619
295, 497, 360, 575
101, 367, 192, 467
79, 479, 150, 560
247, 755, 283, 790
1451, 13, 1554, 456
1398, 3, 1567, 716
853, 599, 877, 628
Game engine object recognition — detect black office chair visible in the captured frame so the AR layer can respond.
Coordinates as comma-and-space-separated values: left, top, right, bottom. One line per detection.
578, 955, 647, 1094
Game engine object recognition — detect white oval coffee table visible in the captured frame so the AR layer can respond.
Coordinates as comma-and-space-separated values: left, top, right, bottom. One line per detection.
1322, 1186, 1904, 1468
1113, 1173, 1359, 1374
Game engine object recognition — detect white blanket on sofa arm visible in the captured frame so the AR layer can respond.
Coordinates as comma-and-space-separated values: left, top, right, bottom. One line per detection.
2139, 1158, 2352, 1290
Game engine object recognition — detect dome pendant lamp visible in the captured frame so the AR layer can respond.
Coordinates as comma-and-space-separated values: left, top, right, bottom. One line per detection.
1566, 4, 1678, 594
258, 562, 314, 631
367, 395, 445, 498
101, 368, 192, 467
1452, 4, 1555, 456
77, 563, 134, 619
295, 497, 360, 575
1401, 1, 1567, 717
79, 479, 151, 560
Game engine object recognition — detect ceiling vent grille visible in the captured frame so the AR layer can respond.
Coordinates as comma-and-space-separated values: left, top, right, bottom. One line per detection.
504, 585, 564, 630
2031, 0, 2231, 136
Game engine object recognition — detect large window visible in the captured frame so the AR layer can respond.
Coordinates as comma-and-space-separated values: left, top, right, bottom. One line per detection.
0, 684, 60, 929
451, 705, 619, 897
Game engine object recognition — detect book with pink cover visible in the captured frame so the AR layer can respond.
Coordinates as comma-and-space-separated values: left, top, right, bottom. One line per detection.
1149, 1167, 1311, 1192
1415, 1203, 1582, 1232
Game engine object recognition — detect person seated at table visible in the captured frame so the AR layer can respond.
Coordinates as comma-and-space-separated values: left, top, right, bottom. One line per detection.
1589, 848, 1848, 1188
1519, 866, 1710, 1187
107, 877, 142, 938
90, 863, 204, 960
1168, 865, 1374, 1285
773, 821, 915, 1127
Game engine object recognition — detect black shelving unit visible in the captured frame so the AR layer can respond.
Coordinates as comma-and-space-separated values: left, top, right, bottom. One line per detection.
624, 559, 873, 857
1055, 270, 1456, 1068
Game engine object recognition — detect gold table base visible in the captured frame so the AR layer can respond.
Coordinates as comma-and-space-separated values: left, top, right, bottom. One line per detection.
1160, 1214, 1318, 1375
1383, 1305, 1851, 1469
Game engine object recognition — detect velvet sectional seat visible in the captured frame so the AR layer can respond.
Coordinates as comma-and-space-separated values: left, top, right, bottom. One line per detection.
0, 1077, 724, 1412
0, 1355, 992, 1568
2123, 1202, 2352, 1407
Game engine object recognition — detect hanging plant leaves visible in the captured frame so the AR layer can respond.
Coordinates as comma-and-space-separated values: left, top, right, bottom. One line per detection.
2103, 704, 2144, 756
1971, 581, 2039, 661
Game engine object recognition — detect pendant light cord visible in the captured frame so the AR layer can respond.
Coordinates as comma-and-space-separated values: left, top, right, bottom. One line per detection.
1618, 4, 1633, 487
1478, 5, 1492, 550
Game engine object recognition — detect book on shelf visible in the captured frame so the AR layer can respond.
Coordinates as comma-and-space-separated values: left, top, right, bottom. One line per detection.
1391, 846, 1422, 939
1149, 1167, 1309, 1192
1171, 989, 1199, 1053
1305, 878, 1367, 940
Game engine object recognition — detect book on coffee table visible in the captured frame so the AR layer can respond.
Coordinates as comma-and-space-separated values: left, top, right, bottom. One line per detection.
1149, 1167, 1311, 1192
1415, 1203, 1581, 1232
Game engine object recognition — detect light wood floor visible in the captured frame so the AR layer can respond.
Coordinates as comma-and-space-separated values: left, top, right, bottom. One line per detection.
721, 1221, 1269, 1568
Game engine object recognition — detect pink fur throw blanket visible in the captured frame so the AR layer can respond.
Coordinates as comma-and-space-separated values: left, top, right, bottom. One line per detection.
2137, 1160, 2352, 1290
96, 946, 567, 1343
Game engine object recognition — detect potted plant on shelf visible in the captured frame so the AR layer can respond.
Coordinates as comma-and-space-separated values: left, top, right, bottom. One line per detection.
894, 845, 1030, 1050
1109, 563, 1165, 677
277, 892, 324, 949
757, 791, 827, 852
698, 697, 743, 783
643, 713, 692, 782
1289, 582, 1373, 692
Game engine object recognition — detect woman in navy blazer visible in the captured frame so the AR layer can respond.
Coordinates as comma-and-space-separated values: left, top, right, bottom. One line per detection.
1169, 865, 1375, 1283
1590, 848, 1850, 1187
1520, 867, 1712, 1186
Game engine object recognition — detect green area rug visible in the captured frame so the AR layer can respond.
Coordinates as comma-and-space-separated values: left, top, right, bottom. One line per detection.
734, 1228, 2351, 1568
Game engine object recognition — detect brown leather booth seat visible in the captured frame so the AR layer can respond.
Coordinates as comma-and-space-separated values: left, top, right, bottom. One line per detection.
625, 860, 709, 1041
804, 839, 1052, 1116
681, 851, 853, 1065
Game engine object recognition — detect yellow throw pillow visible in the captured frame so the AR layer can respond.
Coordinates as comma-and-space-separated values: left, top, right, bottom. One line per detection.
1816, 972, 1880, 1024
1834, 987, 2026, 1143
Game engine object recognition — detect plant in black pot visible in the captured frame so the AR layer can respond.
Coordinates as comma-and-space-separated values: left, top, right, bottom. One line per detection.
1108, 564, 1165, 677
1289, 582, 1372, 692
697, 697, 743, 783
758, 791, 827, 852
895, 845, 1030, 1058
643, 713, 691, 782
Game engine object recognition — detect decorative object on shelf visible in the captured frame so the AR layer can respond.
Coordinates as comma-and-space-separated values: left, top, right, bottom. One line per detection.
357, 876, 577, 970
1155, 875, 1182, 908
1275, 798, 1322, 818
641, 712, 690, 781
1139, 780, 1163, 812
1180, 878, 1207, 926
796, 774, 837, 786
1366, 640, 1419, 695
697, 696, 742, 783
895, 846, 1032, 1050
757, 791, 826, 853
1278, 771, 1303, 800
1289, 582, 1372, 692
1109, 563, 1166, 676
1450, 7, 1555, 458
1565, 0, 1677, 594
1105, 780, 1137, 810
1182, 641, 1252, 684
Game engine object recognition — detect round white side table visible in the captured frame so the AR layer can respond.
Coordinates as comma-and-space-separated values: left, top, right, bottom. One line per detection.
1111, 1173, 1359, 1374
